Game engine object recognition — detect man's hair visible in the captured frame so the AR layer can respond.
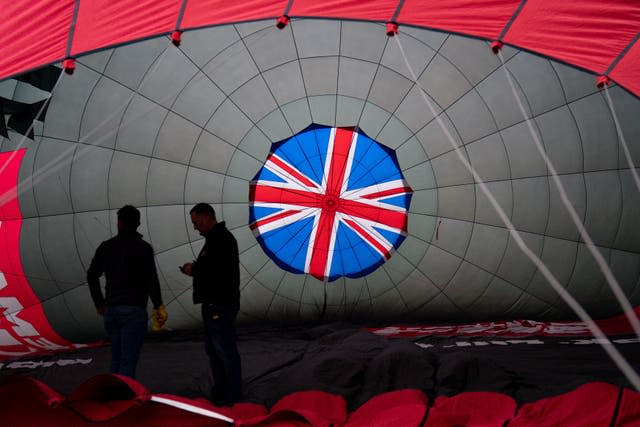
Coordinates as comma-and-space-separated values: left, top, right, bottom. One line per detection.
190, 203, 216, 220
117, 205, 141, 229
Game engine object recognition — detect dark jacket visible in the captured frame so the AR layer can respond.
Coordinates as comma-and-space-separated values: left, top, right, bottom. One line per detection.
87, 230, 162, 309
192, 221, 240, 311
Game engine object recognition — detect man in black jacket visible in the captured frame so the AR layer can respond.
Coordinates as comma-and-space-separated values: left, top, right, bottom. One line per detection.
180, 203, 242, 406
87, 205, 166, 378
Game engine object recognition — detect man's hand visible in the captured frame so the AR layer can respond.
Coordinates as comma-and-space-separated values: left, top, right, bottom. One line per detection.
151, 305, 168, 331
96, 306, 105, 316
179, 262, 193, 276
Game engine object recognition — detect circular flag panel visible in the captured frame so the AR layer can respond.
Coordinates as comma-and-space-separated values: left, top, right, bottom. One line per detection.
249, 125, 413, 282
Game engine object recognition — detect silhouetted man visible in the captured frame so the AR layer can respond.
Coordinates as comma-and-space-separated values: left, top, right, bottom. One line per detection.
87, 205, 166, 378
180, 203, 242, 405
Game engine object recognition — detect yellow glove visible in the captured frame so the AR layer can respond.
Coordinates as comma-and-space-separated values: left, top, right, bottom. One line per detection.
151, 305, 168, 331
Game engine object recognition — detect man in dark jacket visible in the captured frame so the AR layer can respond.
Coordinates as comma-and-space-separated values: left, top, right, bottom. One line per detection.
180, 203, 242, 406
87, 205, 166, 378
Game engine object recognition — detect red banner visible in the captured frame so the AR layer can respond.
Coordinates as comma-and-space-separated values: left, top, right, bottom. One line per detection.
0, 150, 81, 359
368, 307, 640, 338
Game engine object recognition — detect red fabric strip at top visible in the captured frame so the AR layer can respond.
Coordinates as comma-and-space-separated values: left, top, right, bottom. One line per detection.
504, 0, 640, 74
1, 0, 640, 99
0, 0, 75, 81
398, 0, 521, 40
288, 0, 397, 22
610, 37, 640, 99
71, 0, 181, 56
182, 0, 286, 29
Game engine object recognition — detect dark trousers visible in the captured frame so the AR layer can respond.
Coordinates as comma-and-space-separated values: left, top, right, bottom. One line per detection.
104, 305, 147, 378
201, 304, 242, 404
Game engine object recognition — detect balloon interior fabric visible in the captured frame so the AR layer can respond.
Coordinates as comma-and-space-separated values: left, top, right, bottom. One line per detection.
0, 0, 640, 422
1, 15, 639, 351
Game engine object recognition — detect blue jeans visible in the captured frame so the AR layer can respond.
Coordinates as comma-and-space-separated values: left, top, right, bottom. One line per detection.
202, 304, 242, 404
104, 305, 148, 378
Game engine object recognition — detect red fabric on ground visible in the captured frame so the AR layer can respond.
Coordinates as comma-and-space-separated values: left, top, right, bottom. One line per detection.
613, 387, 640, 427
66, 374, 151, 421
424, 391, 516, 427
344, 389, 428, 427
509, 382, 620, 427
3, 375, 640, 426
240, 390, 347, 427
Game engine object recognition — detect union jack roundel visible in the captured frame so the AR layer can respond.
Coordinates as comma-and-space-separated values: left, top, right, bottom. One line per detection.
249, 125, 413, 282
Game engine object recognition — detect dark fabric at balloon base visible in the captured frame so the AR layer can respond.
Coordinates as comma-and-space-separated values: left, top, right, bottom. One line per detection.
3, 323, 639, 410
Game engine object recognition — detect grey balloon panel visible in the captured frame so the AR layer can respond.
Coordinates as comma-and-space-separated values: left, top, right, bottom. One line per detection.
300, 57, 339, 97
437, 185, 476, 222
419, 54, 472, 111
439, 36, 503, 87
255, 107, 293, 142
506, 52, 567, 116
138, 47, 201, 111
570, 95, 619, 172
511, 178, 549, 233
0, 79, 18, 99
154, 112, 201, 164
474, 181, 512, 227
551, 60, 601, 103
5, 19, 639, 342
338, 58, 378, 100
43, 64, 100, 142
335, 97, 365, 128
204, 99, 254, 147
146, 159, 188, 205
583, 170, 622, 247
376, 114, 416, 150
31, 138, 75, 216
535, 107, 584, 175
103, 37, 168, 90
613, 88, 640, 167
369, 66, 415, 114
477, 69, 531, 130
396, 137, 433, 171
470, 276, 524, 318
546, 173, 585, 241
173, 73, 227, 128
38, 215, 86, 292
418, 115, 464, 160
83, 78, 134, 150
447, 90, 498, 144
108, 151, 150, 207
396, 86, 441, 134
382, 32, 436, 80
116, 95, 169, 156
203, 41, 259, 95
341, 21, 388, 63
465, 224, 511, 273
244, 25, 298, 73
466, 133, 511, 182
616, 169, 640, 252
263, 62, 307, 106
501, 123, 548, 179
230, 76, 279, 123
70, 145, 112, 212
497, 231, 545, 288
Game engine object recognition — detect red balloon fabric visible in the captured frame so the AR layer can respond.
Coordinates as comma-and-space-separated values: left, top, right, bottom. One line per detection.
2, 375, 640, 426
1, 1, 639, 97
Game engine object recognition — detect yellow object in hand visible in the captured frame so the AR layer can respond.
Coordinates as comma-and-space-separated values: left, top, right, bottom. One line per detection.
151, 304, 168, 331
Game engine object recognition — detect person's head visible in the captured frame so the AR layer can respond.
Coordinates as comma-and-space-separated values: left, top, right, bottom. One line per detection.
117, 205, 141, 232
189, 203, 217, 235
